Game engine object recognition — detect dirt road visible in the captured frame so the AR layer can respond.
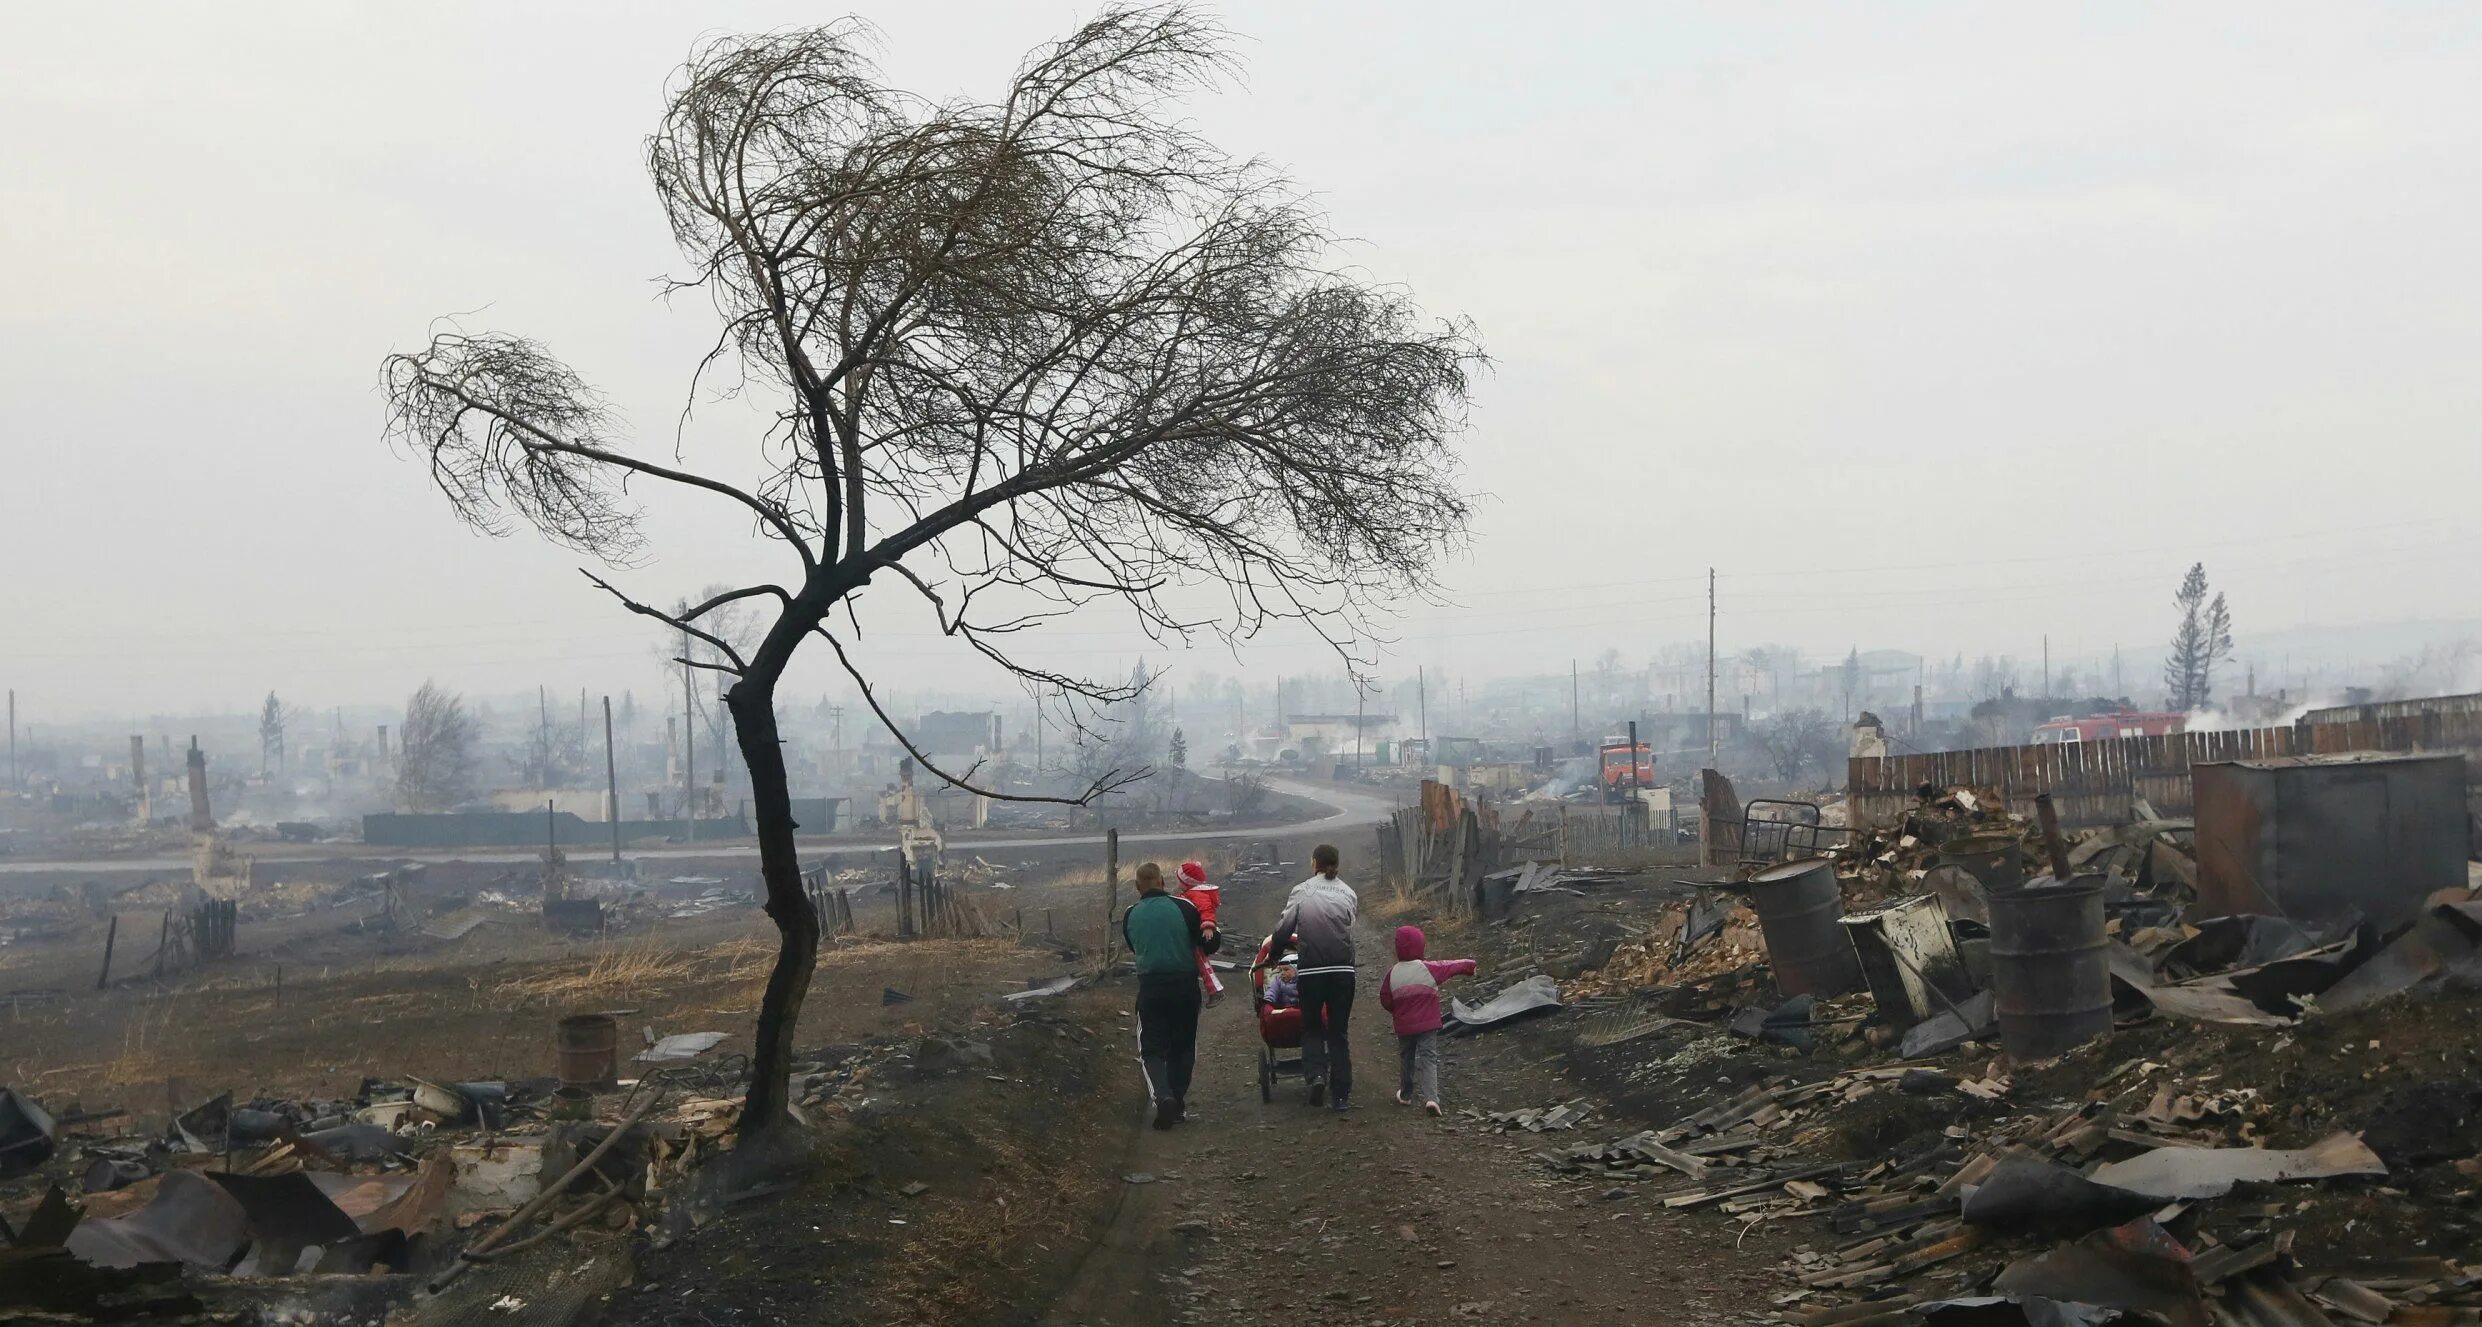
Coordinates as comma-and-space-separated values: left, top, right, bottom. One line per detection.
1041, 867, 1778, 1327
0, 778, 1397, 875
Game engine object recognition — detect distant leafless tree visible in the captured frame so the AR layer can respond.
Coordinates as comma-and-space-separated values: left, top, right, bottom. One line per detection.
1228, 770, 1269, 816
397, 681, 478, 812
1756, 707, 1841, 783
380, 5, 1477, 1136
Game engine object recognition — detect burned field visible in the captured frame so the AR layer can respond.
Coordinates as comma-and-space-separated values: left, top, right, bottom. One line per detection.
0, 846, 1223, 1325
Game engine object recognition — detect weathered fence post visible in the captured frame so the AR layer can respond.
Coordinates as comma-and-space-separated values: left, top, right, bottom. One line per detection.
1101, 828, 1120, 968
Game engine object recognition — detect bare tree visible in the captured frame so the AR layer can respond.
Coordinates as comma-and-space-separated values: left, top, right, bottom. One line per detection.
397, 681, 478, 812
1756, 707, 1841, 784
1228, 769, 1269, 816
380, 6, 1477, 1137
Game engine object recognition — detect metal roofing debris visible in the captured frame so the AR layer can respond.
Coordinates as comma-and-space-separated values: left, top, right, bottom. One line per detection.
210, 1171, 367, 1275
1446, 974, 1563, 1031
420, 911, 492, 941
2090, 1133, 2387, 1201
1568, 1005, 1694, 1050
1675, 887, 1732, 963
1727, 993, 1817, 1049
1912, 1295, 2125, 1327
999, 974, 1081, 1004
63, 1170, 252, 1271
635, 1031, 727, 1063
1959, 1158, 2163, 1238
2316, 900, 2482, 1013
1898, 989, 1997, 1058
1991, 1219, 2206, 1327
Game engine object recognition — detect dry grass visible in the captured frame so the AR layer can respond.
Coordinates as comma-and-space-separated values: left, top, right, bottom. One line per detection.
1372, 891, 1425, 921
490, 941, 702, 1006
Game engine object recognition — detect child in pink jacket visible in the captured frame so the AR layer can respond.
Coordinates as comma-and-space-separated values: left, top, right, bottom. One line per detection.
1176, 860, 1225, 1002
1377, 924, 1477, 1114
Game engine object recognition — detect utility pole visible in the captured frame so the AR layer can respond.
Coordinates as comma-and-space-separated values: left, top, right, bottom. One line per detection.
602, 696, 621, 865
1355, 683, 1365, 769
1570, 660, 1579, 747
1706, 567, 1718, 765
1418, 666, 1428, 752
682, 629, 695, 843
2042, 635, 2051, 702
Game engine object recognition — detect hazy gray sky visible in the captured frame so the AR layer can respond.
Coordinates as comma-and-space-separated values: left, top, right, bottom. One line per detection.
6, 2, 2480, 721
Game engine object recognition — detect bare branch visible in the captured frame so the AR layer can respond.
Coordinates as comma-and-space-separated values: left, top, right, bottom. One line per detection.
680, 583, 794, 623
815, 626, 1145, 804
581, 570, 749, 673
383, 330, 819, 572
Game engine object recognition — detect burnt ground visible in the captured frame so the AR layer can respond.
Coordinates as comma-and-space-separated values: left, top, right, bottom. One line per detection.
597, 989, 1144, 1327
9, 818, 2477, 1326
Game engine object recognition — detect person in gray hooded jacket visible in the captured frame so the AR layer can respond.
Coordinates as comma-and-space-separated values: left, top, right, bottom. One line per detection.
1264, 843, 1359, 1109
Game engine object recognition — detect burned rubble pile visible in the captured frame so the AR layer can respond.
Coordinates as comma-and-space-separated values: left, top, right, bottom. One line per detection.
0, 988, 1076, 1324
1522, 782, 2482, 1327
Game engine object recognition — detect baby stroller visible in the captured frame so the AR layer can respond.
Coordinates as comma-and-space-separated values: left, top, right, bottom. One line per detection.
1251, 934, 1305, 1103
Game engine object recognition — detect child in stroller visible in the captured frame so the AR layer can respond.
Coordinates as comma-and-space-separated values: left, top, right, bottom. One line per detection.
1250, 936, 1304, 1102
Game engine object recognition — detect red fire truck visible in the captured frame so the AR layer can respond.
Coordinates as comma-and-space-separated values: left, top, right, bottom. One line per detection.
2031, 710, 2187, 744
1598, 737, 1656, 802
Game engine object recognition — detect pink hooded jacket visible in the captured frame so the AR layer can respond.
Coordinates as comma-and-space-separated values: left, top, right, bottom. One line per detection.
1378, 925, 1478, 1036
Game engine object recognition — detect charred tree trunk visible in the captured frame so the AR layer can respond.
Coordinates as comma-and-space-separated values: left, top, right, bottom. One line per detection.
729, 675, 818, 1136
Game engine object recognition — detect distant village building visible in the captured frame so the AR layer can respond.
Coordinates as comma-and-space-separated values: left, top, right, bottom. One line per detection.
1276, 712, 1398, 763
2030, 710, 2187, 744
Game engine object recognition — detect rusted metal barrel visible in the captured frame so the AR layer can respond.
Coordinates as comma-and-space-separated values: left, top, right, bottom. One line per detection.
1941, 833, 2025, 894
556, 1013, 618, 1088
1744, 858, 1862, 997
1986, 877, 2111, 1059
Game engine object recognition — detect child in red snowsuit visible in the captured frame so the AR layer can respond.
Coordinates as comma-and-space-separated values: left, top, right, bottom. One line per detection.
1177, 860, 1225, 1002
1378, 924, 1477, 1114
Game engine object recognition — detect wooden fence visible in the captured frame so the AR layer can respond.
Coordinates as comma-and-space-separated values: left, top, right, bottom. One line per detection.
1376, 781, 1496, 919
1848, 710, 2482, 829
1376, 783, 1691, 914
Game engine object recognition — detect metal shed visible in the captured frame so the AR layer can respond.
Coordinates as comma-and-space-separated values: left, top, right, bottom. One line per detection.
2191, 752, 2469, 932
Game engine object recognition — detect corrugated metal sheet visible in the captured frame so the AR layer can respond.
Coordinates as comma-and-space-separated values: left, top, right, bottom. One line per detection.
2301, 690, 2482, 726
1849, 707, 2482, 829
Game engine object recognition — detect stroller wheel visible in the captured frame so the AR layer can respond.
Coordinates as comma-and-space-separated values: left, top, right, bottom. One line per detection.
1258, 1048, 1274, 1103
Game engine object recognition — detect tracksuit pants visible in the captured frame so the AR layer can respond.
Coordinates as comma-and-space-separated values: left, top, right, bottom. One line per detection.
1136, 974, 1204, 1105
1297, 971, 1356, 1100
1398, 1030, 1441, 1104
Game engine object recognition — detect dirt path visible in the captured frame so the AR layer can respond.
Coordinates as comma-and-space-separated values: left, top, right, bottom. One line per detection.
1042, 881, 1777, 1327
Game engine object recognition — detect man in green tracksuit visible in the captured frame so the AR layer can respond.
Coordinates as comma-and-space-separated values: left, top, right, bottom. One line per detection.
1122, 861, 1221, 1129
